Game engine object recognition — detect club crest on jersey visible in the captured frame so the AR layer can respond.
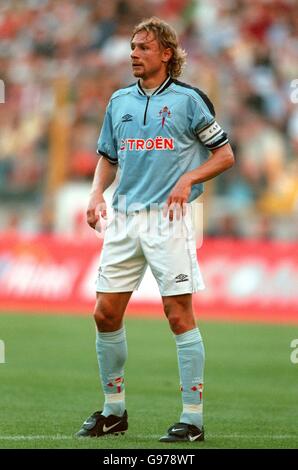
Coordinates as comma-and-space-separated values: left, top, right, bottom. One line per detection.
159, 106, 171, 127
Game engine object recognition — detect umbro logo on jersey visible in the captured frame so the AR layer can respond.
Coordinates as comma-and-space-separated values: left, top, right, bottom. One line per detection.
122, 114, 133, 122
175, 274, 189, 283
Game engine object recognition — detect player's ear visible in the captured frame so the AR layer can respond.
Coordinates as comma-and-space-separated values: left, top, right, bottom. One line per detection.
162, 47, 173, 64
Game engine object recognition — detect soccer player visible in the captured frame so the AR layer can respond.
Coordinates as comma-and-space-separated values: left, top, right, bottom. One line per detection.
76, 17, 234, 443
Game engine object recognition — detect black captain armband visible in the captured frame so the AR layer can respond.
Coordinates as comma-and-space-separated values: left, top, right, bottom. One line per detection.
196, 120, 229, 150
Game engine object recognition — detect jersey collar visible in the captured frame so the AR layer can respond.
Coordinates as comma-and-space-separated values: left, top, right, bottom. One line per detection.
137, 75, 173, 96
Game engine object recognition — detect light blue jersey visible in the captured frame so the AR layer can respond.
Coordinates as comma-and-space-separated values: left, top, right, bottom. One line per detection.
97, 76, 229, 212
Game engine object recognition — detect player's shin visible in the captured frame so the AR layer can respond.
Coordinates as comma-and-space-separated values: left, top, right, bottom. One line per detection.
96, 327, 128, 417
174, 327, 205, 429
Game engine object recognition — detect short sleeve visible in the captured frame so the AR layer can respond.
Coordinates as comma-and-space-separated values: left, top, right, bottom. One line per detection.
96, 101, 118, 165
191, 92, 229, 151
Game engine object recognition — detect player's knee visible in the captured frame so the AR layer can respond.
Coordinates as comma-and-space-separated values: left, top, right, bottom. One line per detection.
166, 312, 179, 331
93, 298, 115, 331
163, 298, 195, 334
167, 312, 190, 334
163, 304, 186, 333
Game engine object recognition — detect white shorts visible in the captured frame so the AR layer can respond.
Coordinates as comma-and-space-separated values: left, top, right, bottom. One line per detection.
96, 208, 205, 297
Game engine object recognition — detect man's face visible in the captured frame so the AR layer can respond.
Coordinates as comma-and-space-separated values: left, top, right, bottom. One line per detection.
130, 30, 170, 81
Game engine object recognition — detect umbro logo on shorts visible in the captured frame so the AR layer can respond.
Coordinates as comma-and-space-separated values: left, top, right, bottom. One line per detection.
175, 274, 189, 283
122, 114, 133, 122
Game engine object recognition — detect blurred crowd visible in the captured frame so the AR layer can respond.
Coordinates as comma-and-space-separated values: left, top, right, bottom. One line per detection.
0, 0, 298, 239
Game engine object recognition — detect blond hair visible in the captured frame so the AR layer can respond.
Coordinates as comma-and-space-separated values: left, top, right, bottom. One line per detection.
131, 17, 187, 79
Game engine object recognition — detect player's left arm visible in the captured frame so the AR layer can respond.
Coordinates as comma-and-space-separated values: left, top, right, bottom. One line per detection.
164, 143, 234, 219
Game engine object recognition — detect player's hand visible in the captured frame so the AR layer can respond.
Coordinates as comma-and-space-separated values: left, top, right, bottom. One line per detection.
86, 193, 107, 230
163, 175, 192, 221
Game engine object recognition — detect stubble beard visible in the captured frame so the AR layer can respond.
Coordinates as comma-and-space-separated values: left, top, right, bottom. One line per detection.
132, 68, 145, 79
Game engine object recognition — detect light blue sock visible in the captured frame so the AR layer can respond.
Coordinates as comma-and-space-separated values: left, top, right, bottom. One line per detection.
174, 327, 205, 429
96, 327, 127, 417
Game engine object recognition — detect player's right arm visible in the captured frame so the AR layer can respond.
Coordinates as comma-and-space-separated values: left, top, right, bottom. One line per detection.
86, 156, 117, 229
88, 98, 118, 229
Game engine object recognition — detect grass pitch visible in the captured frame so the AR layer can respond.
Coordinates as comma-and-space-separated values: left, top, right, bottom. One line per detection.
0, 313, 297, 449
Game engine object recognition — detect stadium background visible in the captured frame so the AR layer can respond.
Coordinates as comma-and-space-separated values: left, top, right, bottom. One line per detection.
0, 0, 297, 450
